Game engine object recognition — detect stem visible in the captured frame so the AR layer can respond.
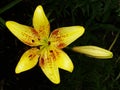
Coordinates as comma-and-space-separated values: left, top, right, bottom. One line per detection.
108, 32, 120, 51
115, 72, 120, 81
0, 17, 5, 29
0, 17, 5, 25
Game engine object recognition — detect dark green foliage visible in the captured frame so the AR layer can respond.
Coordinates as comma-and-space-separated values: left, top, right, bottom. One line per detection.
0, 0, 120, 90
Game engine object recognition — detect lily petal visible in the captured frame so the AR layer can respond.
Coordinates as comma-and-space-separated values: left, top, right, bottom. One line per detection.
49, 26, 85, 48
15, 48, 39, 74
72, 46, 113, 59
6, 21, 41, 46
55, 49, 74, 72
39, 48, 73, 84
39, 49, 60, 84
33, 5, 50, 39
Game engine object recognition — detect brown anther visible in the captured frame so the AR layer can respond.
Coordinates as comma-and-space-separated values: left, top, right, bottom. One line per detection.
48, 41, 51, 45
32, 40, 34, 42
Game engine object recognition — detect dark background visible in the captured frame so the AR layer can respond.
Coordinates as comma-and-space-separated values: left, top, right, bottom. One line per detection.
0, 0, 120, 90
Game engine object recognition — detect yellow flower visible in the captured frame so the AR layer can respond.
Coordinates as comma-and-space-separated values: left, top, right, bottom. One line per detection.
72, 46, 113, 59
6, 5, 85, 84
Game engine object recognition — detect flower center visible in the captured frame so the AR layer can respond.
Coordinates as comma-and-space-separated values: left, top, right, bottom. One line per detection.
41, 39, 52, 49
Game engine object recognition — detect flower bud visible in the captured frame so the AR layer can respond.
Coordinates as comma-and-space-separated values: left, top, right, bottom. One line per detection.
72, 46, 113, 59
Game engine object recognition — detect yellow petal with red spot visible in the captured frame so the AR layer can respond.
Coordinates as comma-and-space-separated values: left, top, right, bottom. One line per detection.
72, 46, 113, 59
39, 49, 60, 84
15, 48, 39, 74
33, 5, 50, 39
55, 49, 74, 72
49, 26, 85, 48
6, 21, 41, 46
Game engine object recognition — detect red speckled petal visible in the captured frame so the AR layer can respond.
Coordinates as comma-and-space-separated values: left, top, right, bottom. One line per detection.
39, 48, 73, 84
39, 48, 60, 84
15, 48, 39, 74
6, 21, 41, 46
33, 5, 50, 39
55, 49, 74, 72
49, 26, 85, 48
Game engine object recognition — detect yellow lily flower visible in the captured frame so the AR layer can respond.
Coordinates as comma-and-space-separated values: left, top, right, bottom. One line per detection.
6, 5, 85, 84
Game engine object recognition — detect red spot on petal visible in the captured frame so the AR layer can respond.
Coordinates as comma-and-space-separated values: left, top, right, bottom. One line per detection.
32, 29, 41, 40
38, 38, 40, 40
52, 29, 59, 35
57, 43, 66, 48
48, 41, 51, 45
40, 58, 44, 66
32, 28, 39, 35
49, 50, 57, 61
32, 40, 34, 42
50, 50, 53, 53
28, 54, 36, 60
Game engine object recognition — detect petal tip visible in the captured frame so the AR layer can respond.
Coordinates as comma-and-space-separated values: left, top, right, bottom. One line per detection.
77, 26, 85, 35
5, 21, 12, 27
37, 5, 43, 9
69, 65, 74, 73
52, 79, 60, 84
15, 67, 22, 74
35, 5, 44, 14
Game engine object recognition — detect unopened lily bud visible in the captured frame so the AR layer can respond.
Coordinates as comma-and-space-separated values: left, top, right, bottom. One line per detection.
72, 46, 113, 59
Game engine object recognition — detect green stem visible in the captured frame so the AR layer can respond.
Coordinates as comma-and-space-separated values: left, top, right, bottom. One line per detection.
0, 17, 5, 24
0, 17, 5, 28
115, 72, 120, 81
108, 32, 120, 51
115, 55, 120, 64
0, 0, 22, 14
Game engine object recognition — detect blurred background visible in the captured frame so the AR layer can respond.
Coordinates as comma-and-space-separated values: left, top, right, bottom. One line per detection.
0, 0, 120, 90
